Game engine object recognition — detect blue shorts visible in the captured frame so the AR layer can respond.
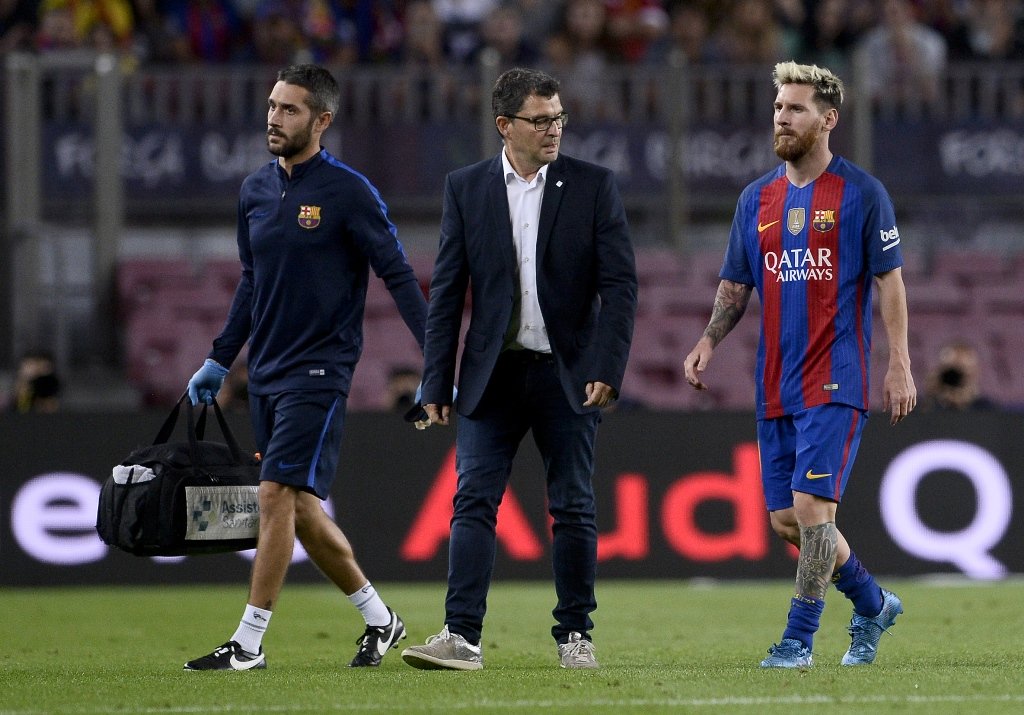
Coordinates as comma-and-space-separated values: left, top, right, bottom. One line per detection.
757, 403, 867, 512
249, 390, 347, 500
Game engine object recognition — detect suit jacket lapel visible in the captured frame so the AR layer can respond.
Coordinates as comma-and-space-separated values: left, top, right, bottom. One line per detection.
537, 158, 565, 261
487, 156, 518, 278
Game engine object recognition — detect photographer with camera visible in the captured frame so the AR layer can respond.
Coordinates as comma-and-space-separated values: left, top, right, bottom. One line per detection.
922, 339, 997, 411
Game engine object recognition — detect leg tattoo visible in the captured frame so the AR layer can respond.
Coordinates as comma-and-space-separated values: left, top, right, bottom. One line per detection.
796, 522, 838, 600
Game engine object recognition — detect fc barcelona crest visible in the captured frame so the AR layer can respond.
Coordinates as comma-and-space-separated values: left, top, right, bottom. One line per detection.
812, 209, 836, 232
787, 207, 805, 235
298, 205, 321, 229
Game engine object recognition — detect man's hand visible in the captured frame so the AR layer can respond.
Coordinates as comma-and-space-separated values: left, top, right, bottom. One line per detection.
584, 381, 617, 408
683, 337, 714, 391
187, 359, 229, 405
424, 403, 450, 426
883, 364, 917, 425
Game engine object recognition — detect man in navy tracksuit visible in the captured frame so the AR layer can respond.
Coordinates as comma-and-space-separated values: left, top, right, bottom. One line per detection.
183, 64, 426, 671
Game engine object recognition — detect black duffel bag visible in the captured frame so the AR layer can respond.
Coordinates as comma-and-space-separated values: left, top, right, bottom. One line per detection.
97, 394, 262, 556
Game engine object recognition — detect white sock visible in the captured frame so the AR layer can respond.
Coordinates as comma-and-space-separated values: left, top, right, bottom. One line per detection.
346, 582, 391, 627
231, 604, 272, 655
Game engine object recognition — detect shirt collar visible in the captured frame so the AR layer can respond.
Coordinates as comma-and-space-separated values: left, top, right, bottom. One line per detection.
501, 148, 548, 186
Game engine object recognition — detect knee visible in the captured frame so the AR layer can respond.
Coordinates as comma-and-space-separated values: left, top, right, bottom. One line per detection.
292, 494, 326, 539
769, 511, 800, 546
259, 481, 299, 522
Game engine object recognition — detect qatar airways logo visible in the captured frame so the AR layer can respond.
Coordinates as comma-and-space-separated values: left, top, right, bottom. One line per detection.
763, 247, 834, 283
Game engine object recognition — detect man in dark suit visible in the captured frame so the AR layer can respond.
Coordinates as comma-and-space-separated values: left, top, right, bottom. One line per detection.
401, 67, 638, 671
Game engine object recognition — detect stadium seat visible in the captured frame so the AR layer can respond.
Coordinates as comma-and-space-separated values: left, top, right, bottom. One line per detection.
116, 258, 200, 317
930, 249, 1010, 287
635, 246, 687, 286
685, 249, 727, 289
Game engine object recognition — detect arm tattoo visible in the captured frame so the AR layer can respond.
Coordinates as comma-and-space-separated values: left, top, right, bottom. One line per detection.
703, 280, 752, 348
795, 522, 838, 600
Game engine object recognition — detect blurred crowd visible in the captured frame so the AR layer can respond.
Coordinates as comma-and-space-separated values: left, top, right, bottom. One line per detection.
0, 0, 1021, 72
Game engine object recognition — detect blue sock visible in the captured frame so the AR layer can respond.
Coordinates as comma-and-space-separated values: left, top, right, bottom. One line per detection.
832, 551, 882, 617
782, 594, 825, 650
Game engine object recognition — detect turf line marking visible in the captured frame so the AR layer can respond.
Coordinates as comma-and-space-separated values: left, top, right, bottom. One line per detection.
3, 693, 1024, 714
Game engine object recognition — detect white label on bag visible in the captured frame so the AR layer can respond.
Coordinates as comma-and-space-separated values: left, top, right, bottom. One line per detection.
112, 465, 157, 485
184, 485, 260, 541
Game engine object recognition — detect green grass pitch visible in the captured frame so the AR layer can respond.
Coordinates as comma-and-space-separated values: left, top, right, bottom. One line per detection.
2, 579, 1022, 714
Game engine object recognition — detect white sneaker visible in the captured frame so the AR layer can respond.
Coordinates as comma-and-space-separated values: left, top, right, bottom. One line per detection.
401, 625, 483, 670
558, 632, 599, 669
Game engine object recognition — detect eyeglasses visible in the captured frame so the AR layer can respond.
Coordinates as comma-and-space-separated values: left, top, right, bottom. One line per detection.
505, 112, 569, 132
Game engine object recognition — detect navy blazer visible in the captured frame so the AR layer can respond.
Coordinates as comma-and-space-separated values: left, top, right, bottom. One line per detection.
422, 152, 638, 417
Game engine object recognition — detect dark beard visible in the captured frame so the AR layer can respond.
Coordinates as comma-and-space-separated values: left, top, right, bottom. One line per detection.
773, 128, 818, 162
267, 120, 315, 159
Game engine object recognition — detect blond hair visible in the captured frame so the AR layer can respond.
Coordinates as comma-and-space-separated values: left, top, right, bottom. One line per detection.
772, 61, 844, 110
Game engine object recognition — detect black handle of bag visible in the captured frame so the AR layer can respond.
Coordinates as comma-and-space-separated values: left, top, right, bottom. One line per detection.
153, 392, 209, 444
154, 392, 249, 466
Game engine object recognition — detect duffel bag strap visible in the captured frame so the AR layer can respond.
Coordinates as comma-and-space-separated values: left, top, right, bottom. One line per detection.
153, 392, 210, 446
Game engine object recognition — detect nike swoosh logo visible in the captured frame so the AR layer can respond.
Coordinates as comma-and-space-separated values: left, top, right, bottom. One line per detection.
277, 461, 306, 470
229, 653, 264, 670
805, 470, 833, 480
758, 220, 780, 233
376, 624, 396, 657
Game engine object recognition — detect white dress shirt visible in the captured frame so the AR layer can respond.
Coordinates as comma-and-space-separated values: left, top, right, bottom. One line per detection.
502, 148, 551, 353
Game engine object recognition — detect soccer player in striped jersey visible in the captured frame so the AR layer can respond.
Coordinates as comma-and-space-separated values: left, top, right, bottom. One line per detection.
683, 61, 916, 669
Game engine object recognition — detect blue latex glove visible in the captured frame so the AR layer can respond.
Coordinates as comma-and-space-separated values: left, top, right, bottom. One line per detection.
187, 359, 229, 405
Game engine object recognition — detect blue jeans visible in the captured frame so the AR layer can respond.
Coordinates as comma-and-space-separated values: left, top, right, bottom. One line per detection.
445, 351, 600, 645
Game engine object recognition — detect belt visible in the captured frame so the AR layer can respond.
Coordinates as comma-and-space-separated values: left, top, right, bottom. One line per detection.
501, 349, 554, 362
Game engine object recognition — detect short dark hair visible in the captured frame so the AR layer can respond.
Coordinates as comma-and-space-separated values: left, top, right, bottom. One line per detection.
277, 64, 340, 116
491, 67, 560, 119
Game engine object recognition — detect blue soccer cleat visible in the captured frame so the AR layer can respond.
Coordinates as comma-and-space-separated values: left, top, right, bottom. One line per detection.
760, 638, 813, 669
841, 588, 903, 666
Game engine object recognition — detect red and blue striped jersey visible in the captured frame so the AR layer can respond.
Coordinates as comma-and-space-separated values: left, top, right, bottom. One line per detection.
721, 156, 903, 419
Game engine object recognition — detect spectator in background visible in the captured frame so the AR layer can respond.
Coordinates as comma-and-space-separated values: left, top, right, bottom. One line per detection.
334, 0, 405, 64
37, 0, 135, 52
36, 2, 85, 52
392, 0, 458, 117
512, 0, 564, 42
161, 0, 245, 63
705, 0, 794, 64
797, 0, 862, 76
11, 350, 62, 414
543, 0, 618, 120
0, 0, 39, 54
433, 0, 499, 63
604, 0, 669, 63
469, 2, 541, 69
853, 0, 948, 109
922, 339, 998, 411
948, 0, 1024, 61
250, 1, 310, 65
646, 2, 713, 66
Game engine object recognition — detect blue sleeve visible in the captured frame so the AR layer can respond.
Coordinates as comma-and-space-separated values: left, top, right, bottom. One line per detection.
721, 191, 755, 285
863, 178, 903, 275
347, 177, 428, 351
209, 196, 253, 367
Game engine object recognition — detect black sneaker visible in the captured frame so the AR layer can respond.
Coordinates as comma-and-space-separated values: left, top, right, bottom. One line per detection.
183, 641, 266, 671
349, 608, 407, 667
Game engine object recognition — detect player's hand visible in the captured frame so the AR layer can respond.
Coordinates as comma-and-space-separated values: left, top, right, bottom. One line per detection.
424, 403, 450, 426
187, 359, 229, 405
684, 338, 714, 391
882, 365, 917, 425
404, 383, 457, 429
583, 381, 617, 408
